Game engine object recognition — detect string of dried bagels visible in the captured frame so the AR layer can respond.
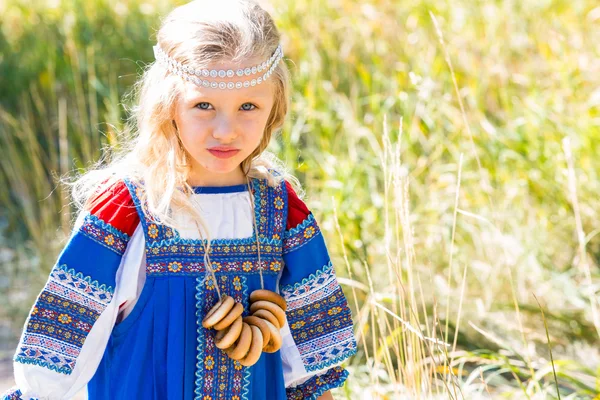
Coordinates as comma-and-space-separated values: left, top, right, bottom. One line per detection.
197, 176, 287, 367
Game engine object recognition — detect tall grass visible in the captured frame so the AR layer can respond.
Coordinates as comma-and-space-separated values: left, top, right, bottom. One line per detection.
1, 0, 599, 398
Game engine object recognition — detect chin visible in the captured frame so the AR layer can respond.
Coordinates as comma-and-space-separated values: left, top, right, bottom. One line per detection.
206, 161, 241, 174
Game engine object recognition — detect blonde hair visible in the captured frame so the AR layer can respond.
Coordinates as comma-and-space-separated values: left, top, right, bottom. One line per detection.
70, 0, 303, 248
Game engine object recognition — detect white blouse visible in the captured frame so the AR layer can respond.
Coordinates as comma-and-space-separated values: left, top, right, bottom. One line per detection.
11, 189, 321, 400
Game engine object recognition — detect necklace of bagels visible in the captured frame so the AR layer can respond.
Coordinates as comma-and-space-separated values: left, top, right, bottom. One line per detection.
198, 176, 286, 367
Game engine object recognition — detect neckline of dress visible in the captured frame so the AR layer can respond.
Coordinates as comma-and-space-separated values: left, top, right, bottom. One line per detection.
191, 184, 249, 194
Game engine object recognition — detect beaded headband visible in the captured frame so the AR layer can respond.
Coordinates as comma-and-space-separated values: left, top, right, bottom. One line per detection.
153, 44, 283, 90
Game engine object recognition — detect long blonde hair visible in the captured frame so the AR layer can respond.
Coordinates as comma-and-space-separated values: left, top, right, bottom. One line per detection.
71, 0, 303, 245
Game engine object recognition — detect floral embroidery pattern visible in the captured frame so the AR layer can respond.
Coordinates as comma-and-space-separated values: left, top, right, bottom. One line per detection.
144, 238, 282, 263
145, 257, 283, 276
0, 387, 35, 400
286, 366, 349, 400
14, 264, 114, 375
168, 261, 183, 273
255, 177, 286, 241
104, 235, 115, 246
280, 262, 357, 372
274, 196, 284, 210
124, 177, 288, 276
148, 224, 159, 239
79, 214, 130, 255
57, 314, 72, 324
242, 261, 253, 272
283, 213, 321, 254
195, 275, 250, 400
269, 260, 282, 272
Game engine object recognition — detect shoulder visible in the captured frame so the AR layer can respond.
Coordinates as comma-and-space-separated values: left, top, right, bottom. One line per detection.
283, 180, 311, 230
87, 180, 140, 237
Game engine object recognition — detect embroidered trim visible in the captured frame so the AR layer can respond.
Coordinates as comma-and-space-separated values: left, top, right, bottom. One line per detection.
194, 276, 207, 399
298, 327, 357, 372
126, 176, 288, 277
125, 178, 286, 275
286, 366, 349, 400
21, 332, 81, 359
148, 235, 282, 248
0, 387, 33, 400
283, 213, 321, 254
14, 264, 114, 375
279, 177, 289, 245
194, 275, 250, 400
254, 177, 266, 240
14, 353, 74, 375
145, 237, 282, 260
146, 257, 283, 276
263, 178, 287, 239
54, 264, 115, 297
79, 213, 130, 255
281, 261, 335, 311
281, 262, 357, 372
284, 213, 316, 239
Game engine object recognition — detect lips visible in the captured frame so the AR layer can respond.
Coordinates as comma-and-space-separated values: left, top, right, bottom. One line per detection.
208, 148, 241, 159
208, 147, 239, 151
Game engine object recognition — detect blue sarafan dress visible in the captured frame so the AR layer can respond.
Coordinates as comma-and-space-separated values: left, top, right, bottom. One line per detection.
3, 171, 357, 400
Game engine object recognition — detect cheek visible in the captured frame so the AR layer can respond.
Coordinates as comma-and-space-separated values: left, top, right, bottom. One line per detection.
241, 119, 267, 145
177, 115, 208, 145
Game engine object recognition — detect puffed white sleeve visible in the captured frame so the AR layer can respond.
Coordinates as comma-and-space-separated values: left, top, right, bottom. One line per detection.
278, 181, 357, 400
2, 182, 145, 400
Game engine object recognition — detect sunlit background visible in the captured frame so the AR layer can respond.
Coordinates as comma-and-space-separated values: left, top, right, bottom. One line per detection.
1, 0, 599, 398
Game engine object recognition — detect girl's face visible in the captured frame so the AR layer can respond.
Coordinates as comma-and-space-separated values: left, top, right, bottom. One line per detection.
173, 60, 276, 186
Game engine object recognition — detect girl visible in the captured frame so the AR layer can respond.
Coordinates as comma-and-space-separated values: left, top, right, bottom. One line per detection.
2, 0, 356, 399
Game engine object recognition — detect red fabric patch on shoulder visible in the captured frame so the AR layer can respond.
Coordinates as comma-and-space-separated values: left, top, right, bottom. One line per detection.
285, 180, 311, 231
89, 181, 139, 237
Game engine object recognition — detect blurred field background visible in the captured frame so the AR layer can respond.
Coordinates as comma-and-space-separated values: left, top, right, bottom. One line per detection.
1, 0, 599, 398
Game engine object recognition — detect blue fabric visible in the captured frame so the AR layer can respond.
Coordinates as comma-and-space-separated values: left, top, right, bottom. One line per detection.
88, 177, 290, 399
192, 183, 248, 194
280, 211, 357, 378
12, 213, 129, 377
85, 175, 354, 399
59, 232, 123, 290
9, 174, 354, 399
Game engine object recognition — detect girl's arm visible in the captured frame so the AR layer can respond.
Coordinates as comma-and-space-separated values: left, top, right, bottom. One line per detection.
2, 181, 143, 400
317, 391, 334, 400
279, 180, 356, 399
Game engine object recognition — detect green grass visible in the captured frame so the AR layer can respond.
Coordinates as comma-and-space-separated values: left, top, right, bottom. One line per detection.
1, 0, 599, 398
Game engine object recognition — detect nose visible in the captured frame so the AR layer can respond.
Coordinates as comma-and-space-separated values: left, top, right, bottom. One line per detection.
212, 114, 237, 141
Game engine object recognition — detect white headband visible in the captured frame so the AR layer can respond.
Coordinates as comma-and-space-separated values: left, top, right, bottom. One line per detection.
153, 44, 283, 90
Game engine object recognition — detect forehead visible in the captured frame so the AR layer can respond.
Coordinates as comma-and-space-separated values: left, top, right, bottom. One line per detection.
180, 58, 276, 100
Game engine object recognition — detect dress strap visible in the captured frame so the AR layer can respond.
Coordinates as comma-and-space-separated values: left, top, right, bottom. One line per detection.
122, 178, 164, 246
257, 170, 288, 244
123, 175, 287, 247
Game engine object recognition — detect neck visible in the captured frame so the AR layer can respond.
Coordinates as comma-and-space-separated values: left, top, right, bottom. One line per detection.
186, 165, 247, 187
